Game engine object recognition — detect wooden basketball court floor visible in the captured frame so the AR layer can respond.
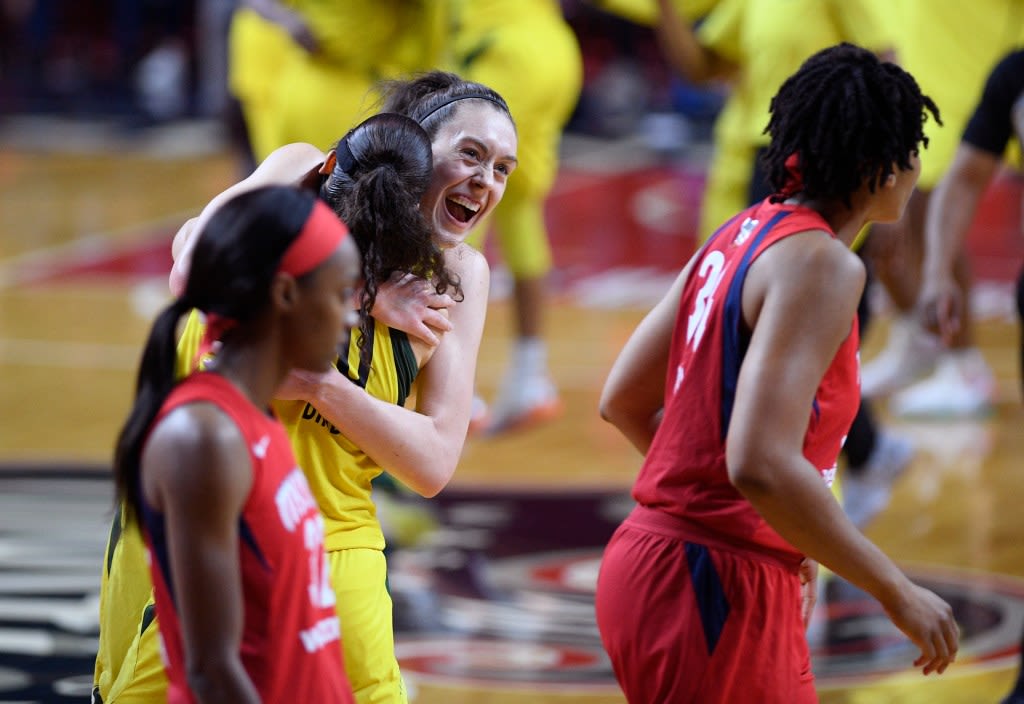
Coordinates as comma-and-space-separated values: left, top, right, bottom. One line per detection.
2, 127, 1024, 702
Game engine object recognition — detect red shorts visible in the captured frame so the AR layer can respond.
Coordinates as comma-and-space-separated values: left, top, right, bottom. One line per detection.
595, 506, 816, 704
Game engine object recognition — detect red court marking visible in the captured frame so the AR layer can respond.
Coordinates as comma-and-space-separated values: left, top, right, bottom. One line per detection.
21, 169, 1023, 285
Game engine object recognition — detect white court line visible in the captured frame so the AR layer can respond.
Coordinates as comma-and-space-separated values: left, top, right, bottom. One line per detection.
0, 338, 139, 370
0, 210, 192, 290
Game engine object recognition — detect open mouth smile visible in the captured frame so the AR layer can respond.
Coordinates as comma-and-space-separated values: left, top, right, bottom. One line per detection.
445, 195, 481, 225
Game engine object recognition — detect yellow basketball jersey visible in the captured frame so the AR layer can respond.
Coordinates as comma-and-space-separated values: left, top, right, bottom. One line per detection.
288, 0, 444, 79
698, 0, 892, 146
890, 0, 1024, 187
93, 505, 167, 703
177, 310, 419, 553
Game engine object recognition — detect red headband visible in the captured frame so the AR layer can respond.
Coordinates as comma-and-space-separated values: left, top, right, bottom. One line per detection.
193, 200, 348, 367
779, 152, 804, 198
277, 199, 349, 277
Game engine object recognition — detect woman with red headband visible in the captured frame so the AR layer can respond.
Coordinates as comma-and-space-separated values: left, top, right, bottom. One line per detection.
112, 185, 361, 704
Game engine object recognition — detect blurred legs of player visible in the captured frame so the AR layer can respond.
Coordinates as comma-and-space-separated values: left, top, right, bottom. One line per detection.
457, 1, 582, 435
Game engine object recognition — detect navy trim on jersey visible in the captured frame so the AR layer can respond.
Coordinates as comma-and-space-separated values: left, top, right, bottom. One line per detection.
719, 210, 794, 440
705, 210, 746, 250
685, 541, 731, 655
239, 517, 270, 572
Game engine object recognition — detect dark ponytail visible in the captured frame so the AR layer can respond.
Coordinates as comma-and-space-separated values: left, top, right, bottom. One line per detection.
114, 186, 318, 521
320, 113, 462, 358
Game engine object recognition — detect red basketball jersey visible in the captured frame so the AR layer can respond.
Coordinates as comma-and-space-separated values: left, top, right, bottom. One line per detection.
634, 199, 860, 563
141, 372, 354, 704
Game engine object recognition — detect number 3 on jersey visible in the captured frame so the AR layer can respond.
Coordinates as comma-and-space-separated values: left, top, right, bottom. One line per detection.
686, 250, 726, 352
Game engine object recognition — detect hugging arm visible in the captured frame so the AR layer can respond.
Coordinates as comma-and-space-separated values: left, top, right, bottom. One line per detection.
278, 247, 490, 497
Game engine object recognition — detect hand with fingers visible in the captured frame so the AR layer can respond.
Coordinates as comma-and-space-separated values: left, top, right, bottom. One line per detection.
883, 582, 960, 675
918, 274, 963, 346
799, 558, 818, 629
372, 272, 455, 347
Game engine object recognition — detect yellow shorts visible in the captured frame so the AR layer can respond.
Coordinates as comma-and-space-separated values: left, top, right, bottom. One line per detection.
460, 11, 582, 278
330, 548, 407, 704
93, 510, 167, 703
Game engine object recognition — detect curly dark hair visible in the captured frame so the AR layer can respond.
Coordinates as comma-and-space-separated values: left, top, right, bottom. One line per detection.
761, 43, 941, 207
319, 112, 461, 359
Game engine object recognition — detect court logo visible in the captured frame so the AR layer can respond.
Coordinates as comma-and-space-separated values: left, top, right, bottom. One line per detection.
397, 550, 1024, 690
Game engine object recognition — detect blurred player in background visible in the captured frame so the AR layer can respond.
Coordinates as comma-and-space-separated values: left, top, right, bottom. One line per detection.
447, 0, 583, 433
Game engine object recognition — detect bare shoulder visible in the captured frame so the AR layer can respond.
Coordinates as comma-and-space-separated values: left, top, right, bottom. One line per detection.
444, 244, 490, 290
143, 402, 250, 504
763, 230, 865, 299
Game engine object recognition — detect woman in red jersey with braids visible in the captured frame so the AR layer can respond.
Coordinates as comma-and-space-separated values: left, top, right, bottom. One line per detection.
595, 44, 959, 704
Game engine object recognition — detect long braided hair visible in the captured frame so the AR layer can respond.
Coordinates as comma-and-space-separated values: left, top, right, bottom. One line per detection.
761, 43, 941, 207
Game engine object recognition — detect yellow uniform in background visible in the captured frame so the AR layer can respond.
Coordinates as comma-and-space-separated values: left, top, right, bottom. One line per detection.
450, 0, 583, 279
588, 0, 719, 26
227, 8, 299, 161
889, 0, 1024, 188
260, 0, 445, 154
695, 0, 891, 239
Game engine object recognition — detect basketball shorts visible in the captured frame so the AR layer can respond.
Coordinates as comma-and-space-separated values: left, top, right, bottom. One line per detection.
595, 507, 816, 704
329, 548, 407, 704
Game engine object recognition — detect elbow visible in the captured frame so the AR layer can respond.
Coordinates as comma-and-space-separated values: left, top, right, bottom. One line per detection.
411, 459, 457, 498
725, 443, 779, 498
185, 656, 237, 703
726, 460, 772, 498
169, 264, 185, 297
417, 481, 445, 499
598, 387, 628, 427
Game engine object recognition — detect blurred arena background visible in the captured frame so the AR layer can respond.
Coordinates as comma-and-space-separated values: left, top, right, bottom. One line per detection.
1, 2, 1023, 702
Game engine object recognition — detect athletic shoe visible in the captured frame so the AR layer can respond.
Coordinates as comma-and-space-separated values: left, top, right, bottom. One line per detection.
889, 349, 994, 418
842, 432, 915, 529
485, 375, 564, 435
467, 394, 490, 437
861, 316, 940, 398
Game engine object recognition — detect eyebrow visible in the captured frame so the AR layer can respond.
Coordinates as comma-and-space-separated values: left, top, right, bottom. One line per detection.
462, 137, 518, 166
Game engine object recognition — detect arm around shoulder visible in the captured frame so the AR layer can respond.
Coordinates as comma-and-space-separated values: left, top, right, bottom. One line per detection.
299, 246, 490, 497
168, 143, 327, 295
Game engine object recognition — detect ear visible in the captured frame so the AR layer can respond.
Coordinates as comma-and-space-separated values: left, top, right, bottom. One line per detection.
885, 172, 897, 187
269, 272, 300, 314
318, 150, 337, 176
